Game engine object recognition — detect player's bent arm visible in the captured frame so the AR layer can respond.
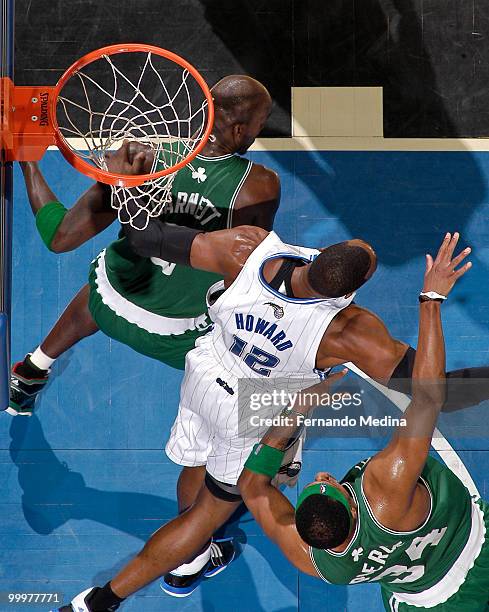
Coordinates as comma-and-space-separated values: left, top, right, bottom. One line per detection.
363, 300, 446, 521
232, 165, 280, 231
190, 226, 269, 279
49, 183, 117, 252
21, 161, 116, 252
124, 219, 268, 280
365, 233, 471, 524
238, 373, 346, 577
238, 470, 318, 576
318, 306, 409, 381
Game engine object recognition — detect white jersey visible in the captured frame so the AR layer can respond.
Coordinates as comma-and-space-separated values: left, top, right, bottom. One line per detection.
206, 231, 355, 378
166, 231, 355, 484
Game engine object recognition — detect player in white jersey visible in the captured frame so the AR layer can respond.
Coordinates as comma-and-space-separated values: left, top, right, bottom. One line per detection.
55, 223, 384, 611
166, 232, 357, 485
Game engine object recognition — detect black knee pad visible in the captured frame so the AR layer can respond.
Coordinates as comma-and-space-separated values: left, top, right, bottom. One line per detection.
205, 472, 242, 503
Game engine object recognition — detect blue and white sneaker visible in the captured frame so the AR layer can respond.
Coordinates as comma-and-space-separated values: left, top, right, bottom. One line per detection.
160, 538, 236, 598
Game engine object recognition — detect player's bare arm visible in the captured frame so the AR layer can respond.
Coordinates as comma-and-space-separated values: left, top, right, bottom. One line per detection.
317, 305, 410, 380
363, 232, 471, 532
20, 160, 117, 252
232, 164, 280, 230
20, 142, 155, 254
190, 225, 269, 281
107, 141, 271, 279
111, 143, 271, 279
238, 372, 347, 576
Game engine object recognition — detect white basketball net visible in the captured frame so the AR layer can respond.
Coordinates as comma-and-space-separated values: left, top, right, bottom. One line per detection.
56, 51, 210, 229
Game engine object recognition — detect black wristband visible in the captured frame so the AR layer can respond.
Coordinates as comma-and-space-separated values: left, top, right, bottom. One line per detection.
418, 295, 444, 303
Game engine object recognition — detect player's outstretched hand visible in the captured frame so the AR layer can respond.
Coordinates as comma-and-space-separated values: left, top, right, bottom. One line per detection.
105, 140, 153, 175
423, 232, 471, 297
289, 368, 348, 414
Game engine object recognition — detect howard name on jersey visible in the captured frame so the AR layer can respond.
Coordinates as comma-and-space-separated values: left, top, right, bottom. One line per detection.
206, 232, 354, 379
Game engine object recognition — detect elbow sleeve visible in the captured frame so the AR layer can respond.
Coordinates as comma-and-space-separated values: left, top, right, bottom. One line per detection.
386, 346, 416, 395
123, 218, 202, 266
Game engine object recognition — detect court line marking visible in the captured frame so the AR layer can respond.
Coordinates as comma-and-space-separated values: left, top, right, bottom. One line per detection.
345, 361, 480, 499
252, 137, 489, 152
52, 137, 489, 154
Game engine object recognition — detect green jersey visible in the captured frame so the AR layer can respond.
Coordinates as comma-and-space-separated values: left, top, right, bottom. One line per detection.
310, 456, 488, 609
104, 152, 252, 320
88, 152, 254, 370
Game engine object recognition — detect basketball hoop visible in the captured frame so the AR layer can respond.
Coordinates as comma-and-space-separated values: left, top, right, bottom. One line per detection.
0, 43, 214, 228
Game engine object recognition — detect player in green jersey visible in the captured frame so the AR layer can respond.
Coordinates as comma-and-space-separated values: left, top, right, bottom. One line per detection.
238, 232, 488, 611
9, 75, 280, 416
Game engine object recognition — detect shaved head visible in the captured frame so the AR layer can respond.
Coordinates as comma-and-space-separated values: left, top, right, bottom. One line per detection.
211, 75, 272, 127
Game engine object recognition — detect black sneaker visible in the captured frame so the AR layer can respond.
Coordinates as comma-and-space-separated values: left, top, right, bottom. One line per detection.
204, 538, 236, 578
52, 587, 120, 612
160, 538, 236, 597
7, 354, 50, 416
160, 560, 209, 598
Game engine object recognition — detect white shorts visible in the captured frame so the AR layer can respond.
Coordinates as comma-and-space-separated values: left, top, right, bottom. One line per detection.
165, 334, 303, 485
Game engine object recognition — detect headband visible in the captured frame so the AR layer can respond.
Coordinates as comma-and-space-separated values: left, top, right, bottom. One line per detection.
296, 482, 352, 523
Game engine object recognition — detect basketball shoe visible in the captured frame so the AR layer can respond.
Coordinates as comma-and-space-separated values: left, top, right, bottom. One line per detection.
160, 538, 236, 597
8, 354, 50, 415
52, 587, 120, 612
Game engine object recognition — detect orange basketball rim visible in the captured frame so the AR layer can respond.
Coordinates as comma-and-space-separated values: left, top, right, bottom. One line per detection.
0, 43, 214, 187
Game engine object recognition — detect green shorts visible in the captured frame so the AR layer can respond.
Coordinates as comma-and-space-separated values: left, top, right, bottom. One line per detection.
382, 500, 489, 611
88, 257, 212, 371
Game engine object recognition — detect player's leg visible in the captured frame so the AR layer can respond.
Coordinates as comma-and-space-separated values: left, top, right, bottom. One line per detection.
112, 484, 241, 597
166, 465, 216, 596
177, 466, 207, 512
9, 284, 99, 415
57, 484, 241, 612
161, 468, 241, 597
162, 388, 238, 596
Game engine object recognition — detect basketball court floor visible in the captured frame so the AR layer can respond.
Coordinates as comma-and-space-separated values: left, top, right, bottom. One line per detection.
0, 146, 487, 610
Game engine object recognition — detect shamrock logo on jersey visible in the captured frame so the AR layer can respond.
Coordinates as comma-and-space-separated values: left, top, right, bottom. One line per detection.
192, 167, 207, 183
263, 302, 284, 319
352, 547, 364, 562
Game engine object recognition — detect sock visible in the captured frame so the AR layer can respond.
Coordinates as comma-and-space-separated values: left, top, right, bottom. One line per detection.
170, 541, 212, 576
85, 582, 125, 611
29, 346, 55, 371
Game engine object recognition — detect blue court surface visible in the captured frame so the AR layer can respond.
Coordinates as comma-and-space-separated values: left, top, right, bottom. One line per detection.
1, 148, 488, 611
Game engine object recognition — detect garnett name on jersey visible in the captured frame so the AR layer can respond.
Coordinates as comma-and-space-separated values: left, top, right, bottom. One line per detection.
164, 191, 223, 225
235, 313, 293, 351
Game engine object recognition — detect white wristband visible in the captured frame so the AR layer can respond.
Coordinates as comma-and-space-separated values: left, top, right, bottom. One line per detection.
419, 291, 447, 301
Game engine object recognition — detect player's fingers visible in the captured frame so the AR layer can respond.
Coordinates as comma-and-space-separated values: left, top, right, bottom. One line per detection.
450, 246, 471, 269
327, 368, 348, 384
434, 233, 451, 263
120, 139, 131, 162
445, 231, 460, 260
453, 261, 472, 279
132, 152, 146, 174
425, 253, 434, 274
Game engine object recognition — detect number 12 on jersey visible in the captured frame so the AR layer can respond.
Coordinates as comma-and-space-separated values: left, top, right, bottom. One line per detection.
230, 335, 280, 377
